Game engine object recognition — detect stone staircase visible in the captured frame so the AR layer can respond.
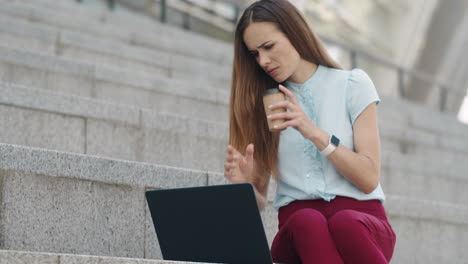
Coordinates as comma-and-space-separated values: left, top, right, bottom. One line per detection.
0, 0, 467, 263
0, 250, 215, 264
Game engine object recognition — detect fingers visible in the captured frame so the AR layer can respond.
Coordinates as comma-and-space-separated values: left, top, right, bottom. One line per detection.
224, 162, 235, 178
268, 100, 297, 112
225, 144, 254, 181
224, 161, 236, 171
267, 85, 299, 111
226, 147, 241, 163
227, 144, 241, 157
272, 119, 299, 131
227, 144, 252, 160
278, 84, 299, 105
225, 145, 240, 180
267, 111, 300, 121
224, 158, 238, 179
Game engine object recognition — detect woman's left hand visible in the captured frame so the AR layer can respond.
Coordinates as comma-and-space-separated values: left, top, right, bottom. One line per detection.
267, 84, 318, 140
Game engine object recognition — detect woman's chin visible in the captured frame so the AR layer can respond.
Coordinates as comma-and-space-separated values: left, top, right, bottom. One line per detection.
275, 76, 288, 83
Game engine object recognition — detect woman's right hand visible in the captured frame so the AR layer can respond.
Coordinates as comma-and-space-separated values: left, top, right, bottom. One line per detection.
224, 144, 255, 184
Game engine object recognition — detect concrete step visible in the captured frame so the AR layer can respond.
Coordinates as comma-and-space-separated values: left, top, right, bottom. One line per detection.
0, 249, 217, 263
380, 151, 468, 204
12, 0, 234, 64
0, 143, 467, 263
1, 44, 467, 155
0, 143, 274, 260
1, 32, 468, 140
0, 13, 231, 85
0, 82, 228, 173
0, 0, 233, 65
384, 196, 468, 264
1, 78, 466, 160
379, 120, 468, 162
2, 0, 467, 141
0, 13, 57, 56
1, 15, 465, 140
5, 0, 467, 137
0, 46, 229, 122
1, 83, 468, 205
377, 96, 468, 161
9, 0, 164, 30
379, 95, 468, 141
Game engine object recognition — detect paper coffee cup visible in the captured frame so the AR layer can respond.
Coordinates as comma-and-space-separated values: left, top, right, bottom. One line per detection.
263, 88, 286, 132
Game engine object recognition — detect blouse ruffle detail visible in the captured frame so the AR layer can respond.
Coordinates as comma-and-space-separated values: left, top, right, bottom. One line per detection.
293, 85, 324, 177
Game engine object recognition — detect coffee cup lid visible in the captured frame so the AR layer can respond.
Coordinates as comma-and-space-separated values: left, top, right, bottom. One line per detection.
263, 88, 281, 96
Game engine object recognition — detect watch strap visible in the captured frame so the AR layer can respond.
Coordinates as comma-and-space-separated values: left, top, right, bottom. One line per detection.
320, 134, 339, 157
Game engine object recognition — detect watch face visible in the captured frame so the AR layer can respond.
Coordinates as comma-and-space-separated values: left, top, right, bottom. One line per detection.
331, 135, 340, 146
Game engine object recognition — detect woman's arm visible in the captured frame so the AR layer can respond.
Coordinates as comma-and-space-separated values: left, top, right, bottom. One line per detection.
224, 144, 270, 211
268, 85, 381, 194
309, 103, 381, 194
252, 174, 270, 212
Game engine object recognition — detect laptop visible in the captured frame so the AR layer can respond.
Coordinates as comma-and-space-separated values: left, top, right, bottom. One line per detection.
145, 183, 274, 264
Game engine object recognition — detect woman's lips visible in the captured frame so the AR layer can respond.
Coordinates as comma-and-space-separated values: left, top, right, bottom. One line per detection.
268, 67, 279, 76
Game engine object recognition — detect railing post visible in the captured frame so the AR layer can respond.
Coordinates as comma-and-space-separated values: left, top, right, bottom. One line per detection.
350, 51, 357, 69
107, 0, 115, 11
233, 5, 240, 23
160, 0, 167, 23
398, 68, 405, 98
183, 12, 190, 30
439, 86, 448, 112
144, 0, 155, 17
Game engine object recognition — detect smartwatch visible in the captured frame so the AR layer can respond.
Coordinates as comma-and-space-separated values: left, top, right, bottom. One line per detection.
320, 134, 340, 157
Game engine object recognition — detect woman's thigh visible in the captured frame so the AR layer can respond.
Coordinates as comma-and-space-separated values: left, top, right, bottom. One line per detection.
271, 207, 344, 264
277, 199, 325, 229
328, 209, 396, 263
272, 198, 396, 263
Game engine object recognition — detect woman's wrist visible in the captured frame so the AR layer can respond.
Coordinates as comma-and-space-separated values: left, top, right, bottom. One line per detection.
253, 186, 267, 211
307, 127, 330, 152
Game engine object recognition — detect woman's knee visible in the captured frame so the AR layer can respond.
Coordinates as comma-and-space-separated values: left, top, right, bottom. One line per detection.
328, 210, 368, 239
272, 209, 327, 263
285, 208, 327, 232
328, 210, 395, 263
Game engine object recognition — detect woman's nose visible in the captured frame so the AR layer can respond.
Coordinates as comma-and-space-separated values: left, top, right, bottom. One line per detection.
258, 53, 271, 68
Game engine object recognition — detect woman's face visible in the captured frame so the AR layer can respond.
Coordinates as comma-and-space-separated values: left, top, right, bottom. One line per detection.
243, 22, 301, 83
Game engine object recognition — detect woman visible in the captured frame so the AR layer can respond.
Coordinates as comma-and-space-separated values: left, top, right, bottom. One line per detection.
223, 0, 396, 263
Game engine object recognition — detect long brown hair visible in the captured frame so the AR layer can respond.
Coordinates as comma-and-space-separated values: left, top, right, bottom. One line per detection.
229, 0, 342, 189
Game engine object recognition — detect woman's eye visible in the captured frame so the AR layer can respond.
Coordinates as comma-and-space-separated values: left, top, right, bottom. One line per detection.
265, 45, 274, 50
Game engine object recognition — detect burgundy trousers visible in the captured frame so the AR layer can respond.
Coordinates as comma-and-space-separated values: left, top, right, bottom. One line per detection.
271, 196, 396, 264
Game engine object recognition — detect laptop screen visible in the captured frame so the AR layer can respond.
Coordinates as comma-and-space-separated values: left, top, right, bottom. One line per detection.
145, 183, 273, 264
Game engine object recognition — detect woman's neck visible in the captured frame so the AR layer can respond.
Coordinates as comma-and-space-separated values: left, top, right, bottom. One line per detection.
287, 60, 318, 84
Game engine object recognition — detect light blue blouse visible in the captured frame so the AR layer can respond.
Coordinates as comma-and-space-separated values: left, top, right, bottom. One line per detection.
273, 64, 385, 211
